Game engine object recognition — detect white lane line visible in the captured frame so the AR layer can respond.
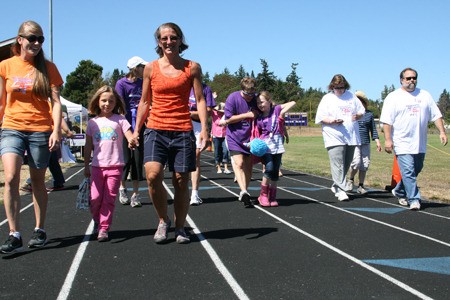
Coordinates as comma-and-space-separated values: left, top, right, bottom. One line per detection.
57, 221, 94, 300
279, 186, 450, 248
1, 167, 86, 227
282, 173, 450, 221
163, 181, 250, 300
258, 207, 433, 300
204, 177, 435, 300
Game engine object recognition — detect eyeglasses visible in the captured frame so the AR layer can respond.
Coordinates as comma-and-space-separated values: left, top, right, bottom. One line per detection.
404, 76, 417, 81
333, 86, 346, 90
160, 36, 179, 42
242, 91, 256, 97
20, 35, 45, 44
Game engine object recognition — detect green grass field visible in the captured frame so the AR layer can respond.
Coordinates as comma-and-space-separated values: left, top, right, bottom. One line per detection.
283, 133, 450, 203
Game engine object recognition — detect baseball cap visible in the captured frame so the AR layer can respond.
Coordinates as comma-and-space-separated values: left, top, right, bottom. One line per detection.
127, 56, 148, 69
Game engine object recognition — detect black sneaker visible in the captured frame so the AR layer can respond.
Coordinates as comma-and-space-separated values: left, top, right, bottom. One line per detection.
1, 235, 24, 254
241, 193, 254, 208
28, 229, 47, 248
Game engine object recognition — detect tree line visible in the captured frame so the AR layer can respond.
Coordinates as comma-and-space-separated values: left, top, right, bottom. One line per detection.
61, 59, 450, 124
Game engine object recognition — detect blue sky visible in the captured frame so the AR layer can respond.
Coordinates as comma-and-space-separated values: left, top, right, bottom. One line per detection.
1, 0, 449, 102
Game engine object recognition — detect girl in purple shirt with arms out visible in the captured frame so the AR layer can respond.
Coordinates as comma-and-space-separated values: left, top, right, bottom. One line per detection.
255, 91, 295, 207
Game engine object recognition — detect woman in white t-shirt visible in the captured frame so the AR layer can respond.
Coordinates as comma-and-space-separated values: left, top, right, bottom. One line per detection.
315, 74, 365, 201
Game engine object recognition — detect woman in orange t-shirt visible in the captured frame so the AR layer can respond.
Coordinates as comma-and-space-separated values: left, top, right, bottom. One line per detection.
132, 22, 209, 244
0, 20, 63, 254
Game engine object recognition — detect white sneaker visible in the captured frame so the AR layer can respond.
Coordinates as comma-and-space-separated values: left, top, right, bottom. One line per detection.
330, 185, 338, 194
392, 190, 408, 206
217, 168, 223, 174
345, 180, 354, 192
398, 198, 408, 206
130, 194, 142, 207
409, 200, 421, 210
119, 189, 130, 205
224, 169, 232, 174
336, 190, 349, 201
356, 186, 368, 195
190, 195, 203, 206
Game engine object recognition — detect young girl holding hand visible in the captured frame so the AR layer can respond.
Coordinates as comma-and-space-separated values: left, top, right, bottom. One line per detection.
255, 91, 296, 207
84, 86, 135, 242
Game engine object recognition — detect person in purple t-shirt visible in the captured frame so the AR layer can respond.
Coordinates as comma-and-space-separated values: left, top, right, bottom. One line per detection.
115, 56, 147, 208
255, 91, 296, 207
219, 77, 260, 208
188, 83, 216, 206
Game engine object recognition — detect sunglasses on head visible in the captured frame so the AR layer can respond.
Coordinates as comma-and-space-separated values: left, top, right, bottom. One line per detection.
20, 34, 45, 44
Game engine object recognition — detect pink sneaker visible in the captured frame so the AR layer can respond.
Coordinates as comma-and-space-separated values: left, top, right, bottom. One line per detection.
97, 230, 109, 242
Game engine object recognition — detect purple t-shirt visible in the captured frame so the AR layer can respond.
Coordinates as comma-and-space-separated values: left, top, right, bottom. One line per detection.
255, 105, 282, 139
188, 83, 216, 112
224, 91, 258, 154
115, 77, 143, 130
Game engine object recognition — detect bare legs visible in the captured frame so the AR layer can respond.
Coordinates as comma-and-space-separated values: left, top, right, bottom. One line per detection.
145, 162, 190, 230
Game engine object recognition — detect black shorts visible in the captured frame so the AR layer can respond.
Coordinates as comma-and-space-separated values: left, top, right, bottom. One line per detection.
143, 128, 196, 173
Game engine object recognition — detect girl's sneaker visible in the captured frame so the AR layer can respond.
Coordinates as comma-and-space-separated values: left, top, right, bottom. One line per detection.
97, 230, 109, 242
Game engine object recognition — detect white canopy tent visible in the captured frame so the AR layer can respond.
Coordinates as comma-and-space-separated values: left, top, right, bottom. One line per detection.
60, 96, 88, 132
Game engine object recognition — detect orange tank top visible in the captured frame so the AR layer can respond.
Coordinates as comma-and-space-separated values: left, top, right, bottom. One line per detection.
146, 59, 193, 131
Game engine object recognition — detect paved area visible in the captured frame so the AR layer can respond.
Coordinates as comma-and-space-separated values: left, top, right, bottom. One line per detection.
1, 152, 449, 299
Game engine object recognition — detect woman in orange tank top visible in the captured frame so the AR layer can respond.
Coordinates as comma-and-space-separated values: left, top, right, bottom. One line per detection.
132, 22, 209, 244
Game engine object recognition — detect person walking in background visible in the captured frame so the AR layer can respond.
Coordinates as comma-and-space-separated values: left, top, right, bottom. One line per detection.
84, 86, 135, 242
315, 74, 365, 202
211, 101, 231, 174
115, 56, 147, 208
346, 91, 382, 194
132, 22, 209, 244
254, 91, 295, 207
219, 77, 260, 208
380, 67, 447, 210
0, 20, 63, 253
188, 82, 216, 206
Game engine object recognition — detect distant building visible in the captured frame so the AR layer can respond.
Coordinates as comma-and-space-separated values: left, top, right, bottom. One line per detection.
0, 38, 15, 62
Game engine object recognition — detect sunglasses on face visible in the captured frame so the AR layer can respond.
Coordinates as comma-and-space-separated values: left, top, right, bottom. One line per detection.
404, 76, 417, 81
242, 91, 256, 97
160, 36, 179, 42
333, 86, 346, 90
20, 34, 45, 44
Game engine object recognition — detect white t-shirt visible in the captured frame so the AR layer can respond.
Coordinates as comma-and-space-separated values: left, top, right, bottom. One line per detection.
315, 90, 365, 148
380, 88, 442, 155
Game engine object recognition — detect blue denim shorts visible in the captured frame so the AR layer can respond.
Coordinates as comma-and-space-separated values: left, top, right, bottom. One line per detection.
0, 129, 51, 169
143, 128, 196, 173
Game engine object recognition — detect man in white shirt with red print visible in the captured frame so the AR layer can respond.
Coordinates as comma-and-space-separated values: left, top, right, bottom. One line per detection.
380, 67, 447, 210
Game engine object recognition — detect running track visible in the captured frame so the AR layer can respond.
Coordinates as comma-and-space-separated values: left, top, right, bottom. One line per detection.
1, 152, 449, 299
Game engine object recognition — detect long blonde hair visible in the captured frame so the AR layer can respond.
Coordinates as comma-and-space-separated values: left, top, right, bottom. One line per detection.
13, 20, 51, 100
88, 86, 126, 116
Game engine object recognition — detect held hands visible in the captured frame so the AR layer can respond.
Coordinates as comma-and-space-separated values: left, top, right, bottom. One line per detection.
219, 119, 228, 127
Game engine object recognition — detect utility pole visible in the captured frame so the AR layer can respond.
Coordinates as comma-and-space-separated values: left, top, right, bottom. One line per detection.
49, 0, 53, 61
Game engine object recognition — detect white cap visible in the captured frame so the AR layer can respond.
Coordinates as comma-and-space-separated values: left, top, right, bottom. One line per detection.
127, 56, 148, 69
